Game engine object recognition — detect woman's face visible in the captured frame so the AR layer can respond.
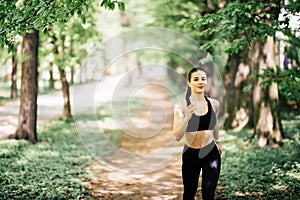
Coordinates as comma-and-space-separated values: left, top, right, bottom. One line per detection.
188, 70, 207, 94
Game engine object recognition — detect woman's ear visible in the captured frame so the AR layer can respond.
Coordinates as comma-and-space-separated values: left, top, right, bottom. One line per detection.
187, 81, 191, 88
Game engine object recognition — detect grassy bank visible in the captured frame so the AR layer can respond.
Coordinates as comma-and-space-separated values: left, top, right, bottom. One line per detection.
218, 107, 300, 199
0, 120, 94, 200
0, 106, 299, 199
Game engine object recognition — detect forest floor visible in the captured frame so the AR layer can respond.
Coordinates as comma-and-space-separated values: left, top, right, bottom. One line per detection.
83, 75, 223, 200
86, 81, 186, 200
0, 74, 223, 200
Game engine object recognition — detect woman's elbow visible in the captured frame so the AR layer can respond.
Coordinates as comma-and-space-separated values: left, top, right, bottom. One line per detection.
173, 132, 182, 141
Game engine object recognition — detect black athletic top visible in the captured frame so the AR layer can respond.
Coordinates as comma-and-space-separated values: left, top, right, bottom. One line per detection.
186, 96, 217, 132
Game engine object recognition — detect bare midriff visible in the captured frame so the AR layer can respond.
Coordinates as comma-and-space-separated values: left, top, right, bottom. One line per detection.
184, 130, 214, 148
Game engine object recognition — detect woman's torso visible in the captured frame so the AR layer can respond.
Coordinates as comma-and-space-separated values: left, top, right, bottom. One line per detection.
184, 96, 217, 148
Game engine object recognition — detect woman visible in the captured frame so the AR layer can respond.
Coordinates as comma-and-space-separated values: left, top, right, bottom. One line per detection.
173, 67, 222, 200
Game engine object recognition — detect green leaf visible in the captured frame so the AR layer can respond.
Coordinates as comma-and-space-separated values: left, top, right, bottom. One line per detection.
100, 0, 106, 7
242, 85, 254, 92
118, 2, 125, 11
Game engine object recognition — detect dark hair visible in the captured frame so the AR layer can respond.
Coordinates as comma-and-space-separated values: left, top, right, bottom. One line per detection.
187, 67, 206, 82
185, 67, 206, 101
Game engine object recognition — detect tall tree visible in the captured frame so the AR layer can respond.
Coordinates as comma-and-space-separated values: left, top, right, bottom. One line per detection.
11, 30, 39, 143
191, 0, 300, 147
1, 0, 125, 143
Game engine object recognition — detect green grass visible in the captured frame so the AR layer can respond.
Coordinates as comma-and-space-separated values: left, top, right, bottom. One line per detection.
218, 107, 300, 200
0, 120, 94, 200
0, 95, 143, 199
0, 103, 299, 199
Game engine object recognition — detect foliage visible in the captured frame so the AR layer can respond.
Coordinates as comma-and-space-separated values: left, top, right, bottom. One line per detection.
0, 0, 125, 52
189, 1, 283, 54
0, 120, 93, 199
219, 106, 300, 199
0, 116, 122, 199
188, 0, 300, 101
38, 5, 100, 87
145, 0, 230, 72
258, 67, 300, 101
100, 0, 125, 11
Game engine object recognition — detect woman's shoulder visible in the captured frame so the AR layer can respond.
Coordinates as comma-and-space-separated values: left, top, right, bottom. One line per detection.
174, 100, 187, 112
207, 97, 220, 110
174, 101, 187, 110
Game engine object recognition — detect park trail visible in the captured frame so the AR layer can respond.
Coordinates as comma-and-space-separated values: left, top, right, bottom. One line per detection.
86, 81, 185, 200
85, 77, 223, 200
0, 90, 65, 139
0, 75, 222, 200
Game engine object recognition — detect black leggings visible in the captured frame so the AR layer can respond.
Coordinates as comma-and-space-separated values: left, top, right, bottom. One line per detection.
182, 141, 221, 200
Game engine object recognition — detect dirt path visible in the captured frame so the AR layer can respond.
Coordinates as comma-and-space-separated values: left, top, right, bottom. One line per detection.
86, 81, 223, 200
87, 82, 185, 199
84, 79, 220, 200
0, 76, 222, 199
0, 90, 64, 139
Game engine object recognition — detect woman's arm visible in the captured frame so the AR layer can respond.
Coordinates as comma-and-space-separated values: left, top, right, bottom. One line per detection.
173, 104, 187, 141
211, 98, 222, 155
173, 104, 192, 141
211, 98, 220, 141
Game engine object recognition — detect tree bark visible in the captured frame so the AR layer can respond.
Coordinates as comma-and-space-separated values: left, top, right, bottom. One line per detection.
51, 32, 72, 118
49, 63, 55, 89
223, 0, 283, 147
11, 29, 39, 144
224, 49, 253, 131
251, 37, 283, 147
60, 35, 72, 118
11, 44, 18, 98
59, 68, 72, 118
70, 39, 74, 85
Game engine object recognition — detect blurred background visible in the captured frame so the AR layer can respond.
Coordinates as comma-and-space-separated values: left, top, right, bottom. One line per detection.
0, 0, 299, 199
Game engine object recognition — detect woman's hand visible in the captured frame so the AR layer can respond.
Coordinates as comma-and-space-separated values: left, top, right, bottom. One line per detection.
184, 104, 194, 121
215, 142, 222, 156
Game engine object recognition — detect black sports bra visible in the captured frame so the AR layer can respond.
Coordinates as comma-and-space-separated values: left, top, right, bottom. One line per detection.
186, 96, 217, 132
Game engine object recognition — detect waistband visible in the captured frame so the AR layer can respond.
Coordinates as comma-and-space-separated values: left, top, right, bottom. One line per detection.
183, 140, 216, 159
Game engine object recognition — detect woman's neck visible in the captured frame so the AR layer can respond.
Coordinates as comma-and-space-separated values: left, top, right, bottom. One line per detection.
190, 93, 206, 103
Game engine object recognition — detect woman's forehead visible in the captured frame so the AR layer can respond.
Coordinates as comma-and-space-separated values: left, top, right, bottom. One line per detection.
191, 70, 206, 78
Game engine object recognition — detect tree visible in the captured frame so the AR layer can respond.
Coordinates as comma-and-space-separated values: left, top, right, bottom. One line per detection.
190, 0, 300, 147
11, 44, 18, 98
147, 0, 228, 118
12, 30, 39, 143
1, 0, 125, 143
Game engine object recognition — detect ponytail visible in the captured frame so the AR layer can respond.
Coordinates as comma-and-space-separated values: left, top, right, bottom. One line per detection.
185, 87, 191, 104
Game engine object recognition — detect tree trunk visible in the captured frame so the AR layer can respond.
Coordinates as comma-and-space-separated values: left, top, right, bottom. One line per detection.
70, 39, 74, 85
251, 37, 283, 147
49, 63, 55, 89
223, 0, 283, 147
224, 54, 240, 129
224, 49, 253, 131
51, 33, 72, 118
251, 0, 283, 147
59, 34, 72, 118
11, 44, 18, 98
11, 29, 39, 144
59, 68, 72, 118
